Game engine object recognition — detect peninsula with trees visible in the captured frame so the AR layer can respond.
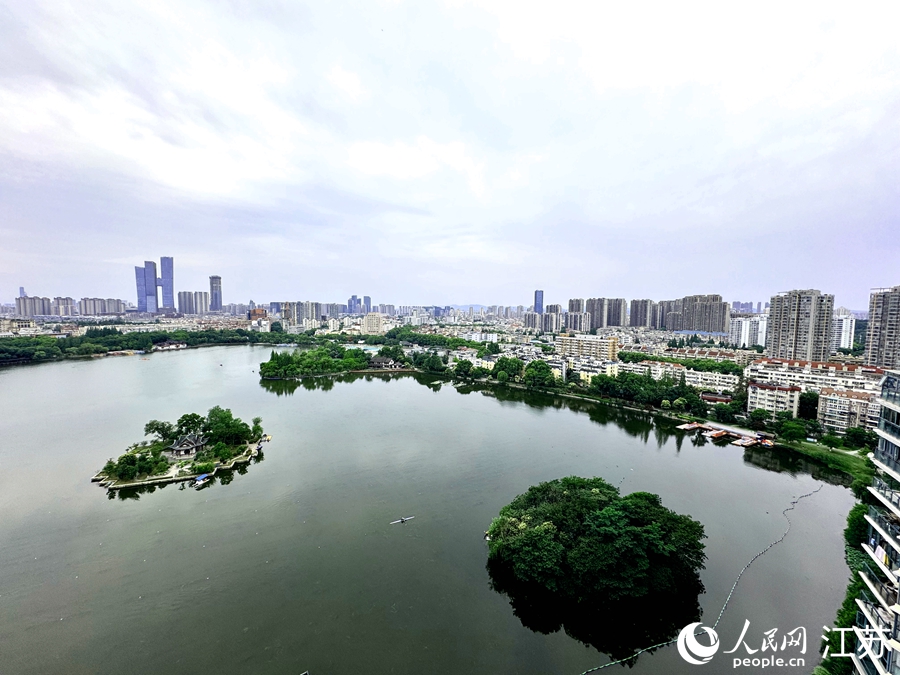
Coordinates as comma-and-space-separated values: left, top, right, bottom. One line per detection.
93, 406, 265, 490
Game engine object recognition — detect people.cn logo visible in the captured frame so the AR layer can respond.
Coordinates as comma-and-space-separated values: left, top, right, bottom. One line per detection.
677, 623, 720, 665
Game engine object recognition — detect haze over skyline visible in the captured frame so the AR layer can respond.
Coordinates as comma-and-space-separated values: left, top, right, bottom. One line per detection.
2, 1, 898, 308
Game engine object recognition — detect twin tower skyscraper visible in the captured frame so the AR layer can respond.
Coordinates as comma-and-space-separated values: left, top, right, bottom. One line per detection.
135, 257, 222, 314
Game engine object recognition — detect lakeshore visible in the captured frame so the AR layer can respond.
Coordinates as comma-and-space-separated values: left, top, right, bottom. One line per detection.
1, 345, 857, 674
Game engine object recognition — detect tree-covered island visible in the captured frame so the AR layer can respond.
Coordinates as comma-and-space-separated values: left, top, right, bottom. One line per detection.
486, 476, 706, 662
97, 406, 264, 484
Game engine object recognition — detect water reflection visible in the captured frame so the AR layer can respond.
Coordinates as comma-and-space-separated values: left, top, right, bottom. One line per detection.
486, 557, 704, 665
259, 374, 856, 488
743, 446, 850, 486
107, 457, 261, 500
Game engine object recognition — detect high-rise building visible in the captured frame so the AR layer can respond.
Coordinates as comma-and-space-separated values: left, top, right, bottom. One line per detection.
606, 298, 627, 327
541, 311, 562, 333
629, 299, 654, 327
565, 312, 591, 332
545, 303, 562, 314
534, 290, 544, 315
765, 289, 834, 361
363, 296, 372, 314
209, 276, 222, 312
866, 286, 900, 369
568, 298, 585, 313
729, 314, 768, 348
680, 295, 730, 334
177, 291, 195, 315
586, 298, 608, 330
159, 257, 174, 310
853, 370, 900, 673
140, 261, 159, 313
18, 287, 25, 298
194, 292, 210, 315
832, 313, 856, 352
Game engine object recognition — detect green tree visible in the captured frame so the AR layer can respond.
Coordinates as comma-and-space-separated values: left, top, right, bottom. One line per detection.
748, 409, 771, 430
779, 421, 806, 444
797, 391, 819, 420
251, 416, 263, 441
660, 399, 671, 410
821, 434, 843, 449
144, 420, 176, 443
712, 404, 736, 424
493, 357, 524, 379
176, 413, 205, 436
672, 397, 687, 412
270, 321, 284, 333
523, 360, 556, 389
844, 503, 869, 547
485, 341, 501, 355
453, 359, 473, 378
844, 427, 878, 450
497, 370, 509, 383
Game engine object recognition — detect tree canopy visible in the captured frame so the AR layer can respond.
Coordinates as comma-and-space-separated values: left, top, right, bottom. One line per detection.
486, 476, 706, 661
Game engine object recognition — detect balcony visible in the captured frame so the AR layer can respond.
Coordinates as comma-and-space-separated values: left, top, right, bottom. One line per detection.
860, 562, 899, 613
869, 507, 900, 553
872, 478, 900, 520
881, 418, 900, 442
873, 447, 900, 483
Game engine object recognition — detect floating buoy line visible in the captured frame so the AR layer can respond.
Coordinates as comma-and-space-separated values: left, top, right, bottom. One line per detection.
577, 484, 825, 674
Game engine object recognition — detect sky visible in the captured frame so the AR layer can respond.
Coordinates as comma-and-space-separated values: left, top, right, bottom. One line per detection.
1, 1, 898, 309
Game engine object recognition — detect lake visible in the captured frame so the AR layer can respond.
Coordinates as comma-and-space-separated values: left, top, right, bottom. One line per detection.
0, 345, 854, 674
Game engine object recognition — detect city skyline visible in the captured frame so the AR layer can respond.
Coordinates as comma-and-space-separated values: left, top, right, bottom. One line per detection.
2, 4, 898, 308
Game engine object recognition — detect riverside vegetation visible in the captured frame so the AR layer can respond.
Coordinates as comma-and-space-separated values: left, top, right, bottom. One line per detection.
99, 407, 263, 482
485, 476, 706, 663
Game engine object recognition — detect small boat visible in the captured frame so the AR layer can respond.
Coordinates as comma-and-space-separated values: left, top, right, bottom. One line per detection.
390, 516, 415, 524
193, 474, 210, 488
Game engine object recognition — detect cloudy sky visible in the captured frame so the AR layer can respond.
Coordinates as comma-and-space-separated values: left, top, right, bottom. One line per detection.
1, 1, 898, 309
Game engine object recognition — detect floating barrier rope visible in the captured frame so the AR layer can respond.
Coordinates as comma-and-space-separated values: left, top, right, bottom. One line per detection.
577, 484, 825, 673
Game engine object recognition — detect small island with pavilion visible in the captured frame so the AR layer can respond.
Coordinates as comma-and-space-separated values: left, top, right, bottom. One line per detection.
92, 406, 267, 490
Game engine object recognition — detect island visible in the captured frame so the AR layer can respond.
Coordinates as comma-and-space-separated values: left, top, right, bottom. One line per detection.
93, 406, 265, 490
485, 476, 707, 663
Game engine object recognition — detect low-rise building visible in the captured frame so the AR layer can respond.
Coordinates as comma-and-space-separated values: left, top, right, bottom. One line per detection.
817, 387, 880, 433
747, 381, 802, 416
557, 335, 619, 360
744, 358, 884, 394
618, 360, 739, 393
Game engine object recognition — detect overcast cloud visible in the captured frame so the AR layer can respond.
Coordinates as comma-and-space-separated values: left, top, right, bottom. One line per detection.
1, 0, 898, 308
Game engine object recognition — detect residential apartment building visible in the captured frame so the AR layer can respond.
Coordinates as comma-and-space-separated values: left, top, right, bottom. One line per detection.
564, 312, 591, 333
629, 299, 654, 328
729, 314, 768, 349
568, 298, 585, 313
618, 360, 739, 393
853, 370, 900, 674
766, 289, 834, 361
585, 298, 608, 330
832, 313, 856, 352
866, 286, 900, 370
362, 313, 384, 335
744, 358, 884, 394
747, 381, 802, 416
541, 312, 563, 333
557, 335, 619, 360
817, 388, 880, 433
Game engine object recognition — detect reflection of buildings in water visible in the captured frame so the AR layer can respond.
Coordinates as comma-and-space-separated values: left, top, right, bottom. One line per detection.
742, 446, 849, 486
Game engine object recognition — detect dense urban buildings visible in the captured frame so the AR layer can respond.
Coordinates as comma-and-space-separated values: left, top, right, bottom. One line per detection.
765, 289, 834, 361
866, 286, 900, 370
729, 314, 768, 348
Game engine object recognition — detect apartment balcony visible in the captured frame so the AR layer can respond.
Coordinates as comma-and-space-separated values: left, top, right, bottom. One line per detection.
881, 418, 900, 442
860, 562, 900, 615
873, 447, 900, 485
872, 478, 900, 521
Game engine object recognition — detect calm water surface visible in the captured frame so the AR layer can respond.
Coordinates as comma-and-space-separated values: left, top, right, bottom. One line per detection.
0, 346, 854, 674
